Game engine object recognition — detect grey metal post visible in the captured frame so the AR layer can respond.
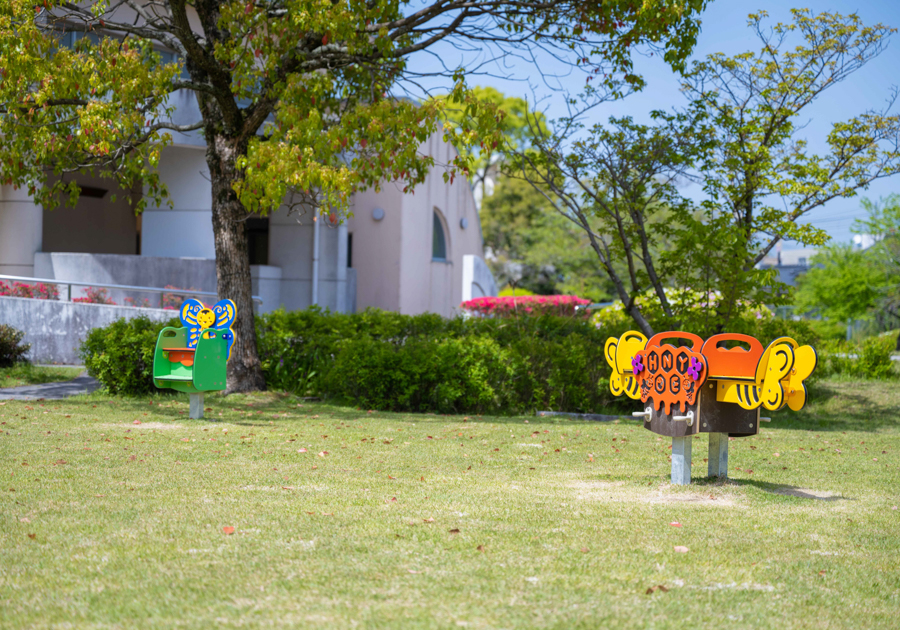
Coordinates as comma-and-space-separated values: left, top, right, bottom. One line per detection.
708, 432, 728, 478
189, 393, 204, 419
671, 436, 692, 485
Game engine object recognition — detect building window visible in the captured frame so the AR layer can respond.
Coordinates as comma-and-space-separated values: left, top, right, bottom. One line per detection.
347, 233, 353, 268
247, 217, 269, 265
432, 211, 447, 261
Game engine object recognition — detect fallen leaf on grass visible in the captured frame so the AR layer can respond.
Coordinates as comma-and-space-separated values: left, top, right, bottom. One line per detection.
19, 517, 30, 523
318, 451, 328, 457
388, 475, 396, 480
133, 420, 141, 425
408, 569, 421, 574
222, 526, 235, 535
669, 522, 682, 527
423, 517, 435, 523
818, 570, 827, 576
298, 448, 307, 453
580, 547, 589, 553
646, 585, 669, 594
449, 528, 460, 534
27, 533, 36, 540
420, 476, 425, 481
477, 545, 486, 553
673, 546, 689, 553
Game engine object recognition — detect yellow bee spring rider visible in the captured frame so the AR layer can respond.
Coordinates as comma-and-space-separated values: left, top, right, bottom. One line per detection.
152, 298, 236, 418
605, 330, 817, 484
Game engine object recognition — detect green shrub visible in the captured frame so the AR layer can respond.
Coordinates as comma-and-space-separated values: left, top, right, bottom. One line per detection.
257, 308, 618, 414
324, 335, 516, 414
0, 324, 30, 367
818, 335, 897, 380
80, 316, 179, 395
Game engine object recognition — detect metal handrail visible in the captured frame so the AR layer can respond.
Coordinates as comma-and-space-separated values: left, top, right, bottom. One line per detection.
0, 274, 262, 307
574, 302, 614, 311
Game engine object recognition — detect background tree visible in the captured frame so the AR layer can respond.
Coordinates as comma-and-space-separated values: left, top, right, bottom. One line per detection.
794, 244, 887, 333
433, 87, 548, 204
517, 9, 900, 336
480, 172, 612, 299
855, 194, 900, 347
0, 0, 709, 391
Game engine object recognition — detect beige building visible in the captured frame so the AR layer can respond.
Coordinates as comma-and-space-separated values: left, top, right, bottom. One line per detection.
0, 132, 496, 317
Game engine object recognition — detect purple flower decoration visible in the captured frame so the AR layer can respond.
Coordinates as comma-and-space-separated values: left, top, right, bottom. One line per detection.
687, 356, 703, 380
631, 354, 644, 374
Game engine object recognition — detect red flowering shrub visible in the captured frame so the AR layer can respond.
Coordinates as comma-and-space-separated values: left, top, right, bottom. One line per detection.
162, 285, 198, 310
0, 281, 60, 300
461, 295, 590, 318
124, 296, 151, 308
73, 287, 116, 305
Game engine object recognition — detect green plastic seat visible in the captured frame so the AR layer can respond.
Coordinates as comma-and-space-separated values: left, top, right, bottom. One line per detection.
152, 327, 228, 394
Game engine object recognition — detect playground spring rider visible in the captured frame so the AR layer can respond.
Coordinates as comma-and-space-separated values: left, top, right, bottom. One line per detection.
605, 331, 817, 484
152, 299, 236, 418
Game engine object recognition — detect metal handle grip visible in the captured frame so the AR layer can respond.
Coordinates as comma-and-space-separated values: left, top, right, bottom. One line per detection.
672, 410, 694, 426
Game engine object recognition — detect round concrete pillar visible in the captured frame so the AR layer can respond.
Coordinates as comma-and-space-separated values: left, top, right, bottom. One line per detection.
0, 185, 42, 277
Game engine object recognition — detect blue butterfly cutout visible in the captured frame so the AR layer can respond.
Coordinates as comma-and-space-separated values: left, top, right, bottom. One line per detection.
179, 298, 237, 359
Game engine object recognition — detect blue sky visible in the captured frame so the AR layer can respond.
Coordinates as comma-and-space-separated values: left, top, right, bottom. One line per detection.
406, 1, 900, 246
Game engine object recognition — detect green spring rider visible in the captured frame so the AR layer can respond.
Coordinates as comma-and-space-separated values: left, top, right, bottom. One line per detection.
152, 298, 236, 418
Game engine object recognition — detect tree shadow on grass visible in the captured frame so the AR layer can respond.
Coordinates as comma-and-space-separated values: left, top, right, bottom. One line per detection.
729, 478, 854, 502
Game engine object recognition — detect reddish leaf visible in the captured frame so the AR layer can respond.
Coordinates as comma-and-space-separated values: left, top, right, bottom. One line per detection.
423, 517, 435, 523
222, 526, 235, 535
477, 545, 486, 553
449, 528, 460, 534
669, 522, 682, 527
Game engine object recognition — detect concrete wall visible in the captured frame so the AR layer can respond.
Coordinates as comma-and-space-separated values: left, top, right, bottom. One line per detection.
141, 146, 216, 259
0, 296, 175, 365
0, 184, 43, 277
34, 252, 217, 305
462, 255, 498, 301
347, 185, 403, 312
269, 204, 352, 312
42, 173, 141, 255
345, 134, 490, 318
399, 135, 487, 317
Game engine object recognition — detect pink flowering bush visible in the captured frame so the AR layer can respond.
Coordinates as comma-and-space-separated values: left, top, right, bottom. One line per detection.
0, 280, 60, 300
73, 287, 116, 305
461, 295, 591, 318
162, 285, 198, 310
124, 296, 151, 308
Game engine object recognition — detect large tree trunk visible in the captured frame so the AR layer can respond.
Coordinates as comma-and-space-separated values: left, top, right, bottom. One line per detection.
207, 134, 266, 393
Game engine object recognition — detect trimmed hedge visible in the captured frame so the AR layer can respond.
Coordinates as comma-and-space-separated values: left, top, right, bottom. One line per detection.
80, 316, 179, 396
79, 306, 827, 410
257, 308, 621, 414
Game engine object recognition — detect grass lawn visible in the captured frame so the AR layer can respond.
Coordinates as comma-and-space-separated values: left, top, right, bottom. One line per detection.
1, 378, 898, 629
0, 364, 84, 389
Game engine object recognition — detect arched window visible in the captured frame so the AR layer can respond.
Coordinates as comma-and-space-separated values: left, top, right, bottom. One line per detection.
432, 210, 447, 261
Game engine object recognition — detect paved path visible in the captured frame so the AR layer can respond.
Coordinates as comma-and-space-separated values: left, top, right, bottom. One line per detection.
0, 373, 101, 400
